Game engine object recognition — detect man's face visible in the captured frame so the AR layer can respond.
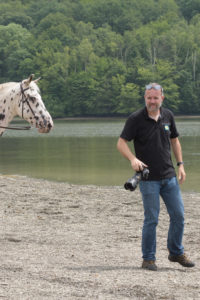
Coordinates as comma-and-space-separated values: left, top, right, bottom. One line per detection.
144, 89, 164, 112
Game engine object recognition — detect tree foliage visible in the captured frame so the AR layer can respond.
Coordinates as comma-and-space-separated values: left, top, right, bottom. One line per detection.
0, 0, 200, 117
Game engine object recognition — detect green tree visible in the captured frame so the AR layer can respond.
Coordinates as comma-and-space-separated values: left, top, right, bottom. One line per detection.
116, 83, 141, 114
175, 0, 200, 21
0, 0, 200, 116
0, 23, 33, 80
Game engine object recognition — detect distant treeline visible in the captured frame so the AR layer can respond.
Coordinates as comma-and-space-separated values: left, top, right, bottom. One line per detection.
0, 0, 200, 117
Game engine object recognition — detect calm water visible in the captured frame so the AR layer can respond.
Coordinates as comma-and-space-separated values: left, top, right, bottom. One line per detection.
0, 118, 200, 192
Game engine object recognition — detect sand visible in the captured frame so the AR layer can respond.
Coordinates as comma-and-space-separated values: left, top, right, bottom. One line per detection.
0, 175, 199, 299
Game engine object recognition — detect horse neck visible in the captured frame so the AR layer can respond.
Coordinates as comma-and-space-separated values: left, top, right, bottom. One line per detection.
0, 82, 19, 132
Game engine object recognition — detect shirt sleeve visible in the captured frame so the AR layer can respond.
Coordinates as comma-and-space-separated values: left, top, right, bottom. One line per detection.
170, 112, 179, 138
120, 114, 137, 141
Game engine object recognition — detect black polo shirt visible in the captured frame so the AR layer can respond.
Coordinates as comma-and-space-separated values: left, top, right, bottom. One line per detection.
120, 107, 179, 180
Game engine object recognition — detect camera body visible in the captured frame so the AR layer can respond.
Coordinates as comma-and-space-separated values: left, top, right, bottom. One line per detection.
124, 167, 149, 191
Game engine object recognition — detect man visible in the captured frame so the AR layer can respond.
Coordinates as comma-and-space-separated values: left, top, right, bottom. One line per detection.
117, 83, 195, 271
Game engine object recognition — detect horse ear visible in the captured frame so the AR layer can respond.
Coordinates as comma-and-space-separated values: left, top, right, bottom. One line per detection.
23, 74, 34, 86
34, 77, 41, 84
28, 74, 34, 83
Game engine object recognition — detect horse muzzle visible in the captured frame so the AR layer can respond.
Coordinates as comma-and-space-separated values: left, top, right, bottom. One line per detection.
37, 119, 54, 133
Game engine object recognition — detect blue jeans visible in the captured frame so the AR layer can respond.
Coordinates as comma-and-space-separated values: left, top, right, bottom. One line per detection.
139, 177, 184, 261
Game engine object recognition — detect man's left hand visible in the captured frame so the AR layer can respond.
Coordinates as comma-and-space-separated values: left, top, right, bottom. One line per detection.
178, 165, 186, 184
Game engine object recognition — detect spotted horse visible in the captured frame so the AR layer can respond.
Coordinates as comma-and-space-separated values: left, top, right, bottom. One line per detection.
0, 74, 53, 136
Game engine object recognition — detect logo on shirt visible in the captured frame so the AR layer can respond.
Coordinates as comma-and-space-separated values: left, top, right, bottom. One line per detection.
162, 123, 170, 131
165, 125, 169, 131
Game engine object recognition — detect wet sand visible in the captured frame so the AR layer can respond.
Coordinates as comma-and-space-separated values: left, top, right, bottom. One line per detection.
0, 175, 199, 299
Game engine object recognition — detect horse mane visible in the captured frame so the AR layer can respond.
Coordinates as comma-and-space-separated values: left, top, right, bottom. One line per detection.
0, 81, 40, 96
0, 82, 16, 89
0, 82, 18, 100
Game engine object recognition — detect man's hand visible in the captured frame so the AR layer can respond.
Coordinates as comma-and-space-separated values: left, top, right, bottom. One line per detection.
171, 138, 186, 184
117, 138, 147, 172
178, 164, 186, 184
131, 157, 148, 172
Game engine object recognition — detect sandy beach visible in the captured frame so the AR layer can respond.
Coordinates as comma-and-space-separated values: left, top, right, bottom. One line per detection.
0, 175, 199, 299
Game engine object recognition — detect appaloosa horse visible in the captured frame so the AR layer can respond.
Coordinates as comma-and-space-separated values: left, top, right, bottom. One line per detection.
0, 74, 53, 136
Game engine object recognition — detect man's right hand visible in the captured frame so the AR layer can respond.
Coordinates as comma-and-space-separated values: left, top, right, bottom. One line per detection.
117, 138, 148, 172
130, 157, 148, 172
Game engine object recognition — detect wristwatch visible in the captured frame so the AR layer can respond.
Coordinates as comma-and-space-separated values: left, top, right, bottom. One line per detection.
177, 162, 184, 166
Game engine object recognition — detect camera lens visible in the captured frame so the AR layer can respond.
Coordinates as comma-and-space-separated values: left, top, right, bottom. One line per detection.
124, 180, 138, 191
124, 168, 149, 191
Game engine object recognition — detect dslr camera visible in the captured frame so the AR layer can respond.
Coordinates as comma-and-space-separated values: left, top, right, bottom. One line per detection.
124, 167, 149, 191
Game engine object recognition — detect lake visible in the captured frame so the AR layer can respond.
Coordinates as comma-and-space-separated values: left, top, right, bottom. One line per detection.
0, 117, 200, 192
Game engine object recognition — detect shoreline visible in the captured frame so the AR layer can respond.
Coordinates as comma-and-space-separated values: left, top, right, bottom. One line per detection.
2, 173, 200, 195
53, 115, 200, 121
12, 114, 200, 122
1, 175, 200, 299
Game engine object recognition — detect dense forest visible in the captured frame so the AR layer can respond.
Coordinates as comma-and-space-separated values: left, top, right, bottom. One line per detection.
0, 0, 200, 117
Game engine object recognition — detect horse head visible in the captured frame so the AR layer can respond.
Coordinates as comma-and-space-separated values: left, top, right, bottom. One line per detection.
17, 74, 53, 133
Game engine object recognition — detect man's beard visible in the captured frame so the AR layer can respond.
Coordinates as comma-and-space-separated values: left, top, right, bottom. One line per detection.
146, 102, 162, 112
